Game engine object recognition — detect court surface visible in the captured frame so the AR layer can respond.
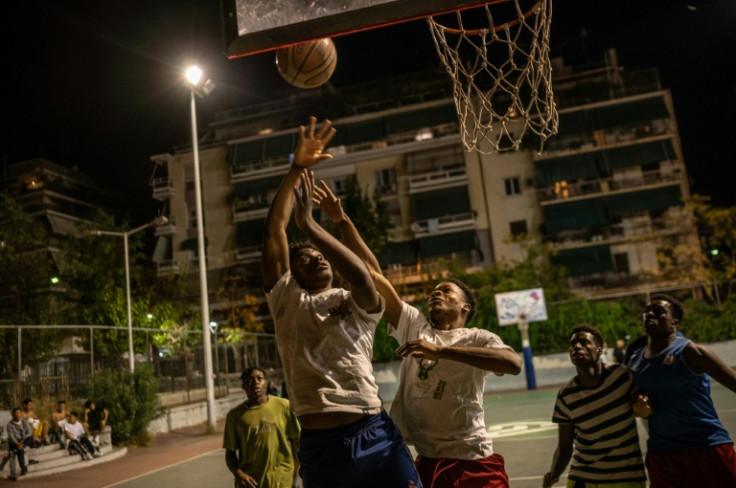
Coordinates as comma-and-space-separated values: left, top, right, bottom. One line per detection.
100, 383, 735, 488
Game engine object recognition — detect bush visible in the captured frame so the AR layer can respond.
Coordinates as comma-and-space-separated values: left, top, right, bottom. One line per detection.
86, 363, 163, 446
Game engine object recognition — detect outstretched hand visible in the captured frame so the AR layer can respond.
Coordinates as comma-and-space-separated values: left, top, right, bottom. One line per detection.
396, 339, 442, 360
313, 179, 345, 223
293, 169, 316, 229
294, 116, 336, 168
542, 471, 559, 487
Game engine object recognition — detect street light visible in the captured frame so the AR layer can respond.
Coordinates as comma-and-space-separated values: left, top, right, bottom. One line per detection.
87, 215, 168, 372
185, 64, 217, 432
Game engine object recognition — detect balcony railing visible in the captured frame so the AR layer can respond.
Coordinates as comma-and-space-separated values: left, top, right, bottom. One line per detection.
154, 216, 176, 236
411, 212, 475, 237
232, 200, 270, 222
409, 167, 467, 193
230, 155, 291, 182
539, 168, 682, 204
156, 259, 180, 274
235, 245, 263, 263
152, 177, 174, 201
548, 216, 693, 249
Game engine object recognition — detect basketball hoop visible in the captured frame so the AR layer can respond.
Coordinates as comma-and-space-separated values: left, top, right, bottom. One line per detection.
428, 0, 558, 154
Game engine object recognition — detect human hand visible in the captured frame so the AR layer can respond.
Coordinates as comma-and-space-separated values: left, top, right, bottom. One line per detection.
293, 117, 336, 169
632, 393, 653, 418
293, 169, 316, 229
313, 179, 345, 223
292, 476, 303, 488
542, 471, 559, 487
396, 339, 442, 360
235, 470, 259, 488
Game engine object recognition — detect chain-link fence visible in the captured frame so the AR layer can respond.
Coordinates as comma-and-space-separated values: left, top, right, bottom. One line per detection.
0, 325, 280, 410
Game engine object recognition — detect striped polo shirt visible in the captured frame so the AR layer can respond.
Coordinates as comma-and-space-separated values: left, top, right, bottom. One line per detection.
552, 363, 647, 484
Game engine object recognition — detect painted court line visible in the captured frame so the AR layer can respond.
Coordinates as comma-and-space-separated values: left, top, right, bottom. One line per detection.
102, 448, 222, 488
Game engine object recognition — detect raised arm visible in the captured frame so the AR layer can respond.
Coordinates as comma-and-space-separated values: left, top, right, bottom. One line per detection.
543, 422, 574, 487
262, 117, 336, 291
293, 170, 380, 312
312, 180, 382, 273
684, 342, 736, 393
396, 340, 522, 375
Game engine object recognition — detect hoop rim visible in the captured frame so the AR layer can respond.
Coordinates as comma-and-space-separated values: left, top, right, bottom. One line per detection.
430, 0, 545, 36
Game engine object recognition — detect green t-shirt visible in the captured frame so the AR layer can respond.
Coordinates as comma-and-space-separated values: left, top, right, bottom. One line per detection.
223, 396, 301, 488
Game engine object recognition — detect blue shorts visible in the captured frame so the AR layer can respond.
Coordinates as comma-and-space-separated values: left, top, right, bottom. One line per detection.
298, 411, 421, 488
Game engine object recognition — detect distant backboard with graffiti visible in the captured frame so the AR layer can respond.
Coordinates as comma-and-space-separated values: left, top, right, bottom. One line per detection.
494, 288, 548, 326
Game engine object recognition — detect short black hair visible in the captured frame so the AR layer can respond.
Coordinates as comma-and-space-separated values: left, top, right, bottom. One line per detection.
58, 400, 65, 405
650, 294, 684, 321
22, 398, 32, 406
570, 324, 604, 347
70, 411, 79, 418
288, 241, 318, 265
241, 366, 267, 380
12, 407, 21, 415
84, 400, 94, 408
447, 278, 477, 325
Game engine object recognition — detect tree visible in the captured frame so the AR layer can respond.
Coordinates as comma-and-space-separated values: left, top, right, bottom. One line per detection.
0, 191, 64, 372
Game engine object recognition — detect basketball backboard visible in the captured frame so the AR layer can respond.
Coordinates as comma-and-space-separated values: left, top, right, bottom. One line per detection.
221, 0, 490, 58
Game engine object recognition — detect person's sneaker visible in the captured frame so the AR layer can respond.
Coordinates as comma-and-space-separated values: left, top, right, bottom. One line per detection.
92, 451, 101, 458
93, 435, 100, 445
8, 475, 17, 481
20, 466, 27, 476
28, 459, 39, 465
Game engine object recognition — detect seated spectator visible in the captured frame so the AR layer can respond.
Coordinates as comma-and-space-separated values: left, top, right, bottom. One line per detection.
64, 412, 100, 460
21, 398, 48, 446
50, 400, 70, 447
6, 407, 32, 479
83, 400, 109, 445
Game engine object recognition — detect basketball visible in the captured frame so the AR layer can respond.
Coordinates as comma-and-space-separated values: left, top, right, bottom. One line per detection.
276, 38, 337, 89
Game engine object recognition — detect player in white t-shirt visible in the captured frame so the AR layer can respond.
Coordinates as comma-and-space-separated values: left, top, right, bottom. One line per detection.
262, 117, 421, 488
312, 180, 522, 488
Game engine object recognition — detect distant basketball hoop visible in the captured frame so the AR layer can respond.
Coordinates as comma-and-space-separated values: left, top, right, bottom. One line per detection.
428, 0, 558, 154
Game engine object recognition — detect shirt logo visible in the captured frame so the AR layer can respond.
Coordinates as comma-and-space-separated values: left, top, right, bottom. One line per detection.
328, 299, 352, 320
433, 380, 446, 400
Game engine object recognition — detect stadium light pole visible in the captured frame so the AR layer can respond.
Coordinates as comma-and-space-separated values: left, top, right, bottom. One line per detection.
87, 215, 168, 372
185, 65, 217, 433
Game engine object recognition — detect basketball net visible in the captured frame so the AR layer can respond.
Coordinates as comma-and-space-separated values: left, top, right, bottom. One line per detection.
428, 0, 558, 154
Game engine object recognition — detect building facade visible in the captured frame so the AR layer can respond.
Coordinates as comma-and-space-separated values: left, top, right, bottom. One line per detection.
149, 51, 700, 326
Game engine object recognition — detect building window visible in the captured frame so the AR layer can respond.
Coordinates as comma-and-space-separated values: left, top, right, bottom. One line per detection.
374, 168, 397, 195
509, 220, 528, 236
613, 253, 630, 273
188, 208, 197, 229
504, 177, 521, 196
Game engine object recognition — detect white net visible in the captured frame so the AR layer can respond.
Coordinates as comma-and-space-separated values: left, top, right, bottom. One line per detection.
428, 0, 558, 154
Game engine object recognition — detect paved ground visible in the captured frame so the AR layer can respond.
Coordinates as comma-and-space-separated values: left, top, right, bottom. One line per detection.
8, 383, 736, 488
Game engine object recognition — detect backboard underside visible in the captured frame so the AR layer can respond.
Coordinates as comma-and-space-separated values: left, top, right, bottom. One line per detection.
221, 0, 491, 58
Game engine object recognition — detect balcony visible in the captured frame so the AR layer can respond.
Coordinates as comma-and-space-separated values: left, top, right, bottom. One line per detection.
411, 212, 475, 238
232, 200, 270, 222
235, 245, 263, 263
539, 168, 682, 204
152, 177, 174, 201
154, 216, 176, 236
156, 259, 180, 275
230, 155, 291, 183
409, 167, 468, 193
548, 216, 692, 250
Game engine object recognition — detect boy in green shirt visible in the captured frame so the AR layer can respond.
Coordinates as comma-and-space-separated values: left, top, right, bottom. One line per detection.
224, 367, 301, 488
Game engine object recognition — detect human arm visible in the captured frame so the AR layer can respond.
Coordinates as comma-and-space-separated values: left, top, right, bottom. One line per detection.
290, 438, 301, 487
293, 170, 380, 312
543, 423, 574, 487
226, 449, 259, 488
262, 117, 336, 291
396, 339, 522, 375
683, 341, 736, 393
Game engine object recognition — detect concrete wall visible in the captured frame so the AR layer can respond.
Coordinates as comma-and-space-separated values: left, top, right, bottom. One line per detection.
145, 339, 736, 435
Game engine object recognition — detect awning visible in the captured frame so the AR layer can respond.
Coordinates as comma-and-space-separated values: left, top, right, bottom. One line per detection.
536, 153, 600, 186
543, 200, 608, 233
377, 240, 418, 266
181, 236, 208, 252
599, 139, 676, 172
153, 236, 171, 263
234, 175, 283, 198
412, 187, 471, 221
236, 220, 265, 247
557, 96, 670, 136
331, 118, 386, 147
386, 104, 457, 134
604, 186, 682, 217
419, 230, 476, 257
552, 244, 615, 276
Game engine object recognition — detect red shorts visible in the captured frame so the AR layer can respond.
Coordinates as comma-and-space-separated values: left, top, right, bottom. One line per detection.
646, 443, 736, 488
415, 453, 509, 488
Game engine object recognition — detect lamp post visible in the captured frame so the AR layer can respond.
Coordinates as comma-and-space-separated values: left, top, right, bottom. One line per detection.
185, 65, 217, 432
88, 216, 168, 372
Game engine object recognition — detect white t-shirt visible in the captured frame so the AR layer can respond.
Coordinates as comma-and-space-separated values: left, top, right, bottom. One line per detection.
266, 271, 384, 417
64, 421, 85, 440
389, 302, 515, 460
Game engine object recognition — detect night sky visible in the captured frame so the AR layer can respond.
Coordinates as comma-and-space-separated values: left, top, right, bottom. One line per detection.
3, 0, 735, 210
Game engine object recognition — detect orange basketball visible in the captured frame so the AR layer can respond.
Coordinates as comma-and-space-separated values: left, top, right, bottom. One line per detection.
276, 38, 337, 89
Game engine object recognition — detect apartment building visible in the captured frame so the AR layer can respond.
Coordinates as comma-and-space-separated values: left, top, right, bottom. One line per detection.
150, 51, 699, 319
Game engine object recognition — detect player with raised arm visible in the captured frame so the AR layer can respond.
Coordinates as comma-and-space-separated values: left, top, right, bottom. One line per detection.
261, 117, 421, 488
312, 178, 522, 488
